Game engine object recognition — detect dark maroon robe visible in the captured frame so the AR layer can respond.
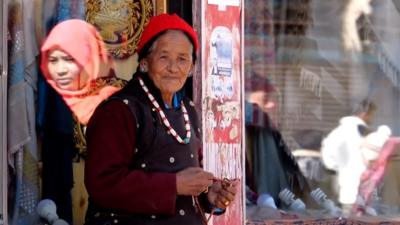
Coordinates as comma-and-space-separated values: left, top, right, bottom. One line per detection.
84, 75, 209, 225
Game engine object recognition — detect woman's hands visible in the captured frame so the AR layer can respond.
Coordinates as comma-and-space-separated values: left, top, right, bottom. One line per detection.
207, 179, 239, 209
176, 167, 214, 196
176, 167, 239, 209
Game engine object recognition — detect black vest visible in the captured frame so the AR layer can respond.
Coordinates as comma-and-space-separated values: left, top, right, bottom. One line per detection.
86, 77, 204, 225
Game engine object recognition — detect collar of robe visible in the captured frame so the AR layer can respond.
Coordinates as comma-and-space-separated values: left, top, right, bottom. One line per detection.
138, 76, 191, 144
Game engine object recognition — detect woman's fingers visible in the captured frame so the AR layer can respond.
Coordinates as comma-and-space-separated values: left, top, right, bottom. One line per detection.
214, 179, 239, 208
214, 195, 231, 209
176, 167, 215, 195
214, 188, 235, 208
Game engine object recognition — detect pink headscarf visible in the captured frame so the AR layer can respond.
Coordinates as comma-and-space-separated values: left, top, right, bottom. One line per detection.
40, 19, 121, 124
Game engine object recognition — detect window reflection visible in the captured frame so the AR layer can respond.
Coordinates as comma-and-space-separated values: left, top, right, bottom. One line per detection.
245, 0, 400, 221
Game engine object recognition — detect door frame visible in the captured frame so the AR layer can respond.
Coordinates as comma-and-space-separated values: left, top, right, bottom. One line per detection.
1, 0, 8, 224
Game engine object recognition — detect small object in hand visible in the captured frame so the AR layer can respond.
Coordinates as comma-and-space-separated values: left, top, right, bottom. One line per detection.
222, 178, 234, 189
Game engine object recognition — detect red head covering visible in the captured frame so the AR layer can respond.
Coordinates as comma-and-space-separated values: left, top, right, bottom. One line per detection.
40, 19, 121, 124
136, 13, 199, 54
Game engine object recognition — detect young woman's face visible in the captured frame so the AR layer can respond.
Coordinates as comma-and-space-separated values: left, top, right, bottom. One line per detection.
47, 49, 84, 91
143, 30, 194, 96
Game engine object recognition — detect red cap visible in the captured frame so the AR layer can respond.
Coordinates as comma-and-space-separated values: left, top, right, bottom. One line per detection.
136, 13, 198, 54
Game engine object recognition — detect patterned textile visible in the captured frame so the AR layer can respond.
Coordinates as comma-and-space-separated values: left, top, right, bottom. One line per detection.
7, 0, 41, 224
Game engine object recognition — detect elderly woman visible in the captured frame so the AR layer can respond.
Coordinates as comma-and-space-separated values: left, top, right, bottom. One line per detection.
40, 19, 124, 125
84, 14, 238, 225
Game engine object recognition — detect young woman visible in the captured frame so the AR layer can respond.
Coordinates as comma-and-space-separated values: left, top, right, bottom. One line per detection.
40, 19, 125, 125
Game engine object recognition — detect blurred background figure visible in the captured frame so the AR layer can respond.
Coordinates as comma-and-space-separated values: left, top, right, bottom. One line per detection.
321, 99, 376, 215
245, 73, 309, 209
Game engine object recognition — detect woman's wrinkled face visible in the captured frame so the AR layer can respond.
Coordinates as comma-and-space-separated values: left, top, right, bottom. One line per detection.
47, 49, 84, 91
143, 30, 194, 96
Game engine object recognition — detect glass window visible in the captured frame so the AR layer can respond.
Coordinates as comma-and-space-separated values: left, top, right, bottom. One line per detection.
245, 0, 400, 222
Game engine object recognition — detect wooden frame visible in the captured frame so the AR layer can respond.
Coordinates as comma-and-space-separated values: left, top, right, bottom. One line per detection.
154, 0, 167, 15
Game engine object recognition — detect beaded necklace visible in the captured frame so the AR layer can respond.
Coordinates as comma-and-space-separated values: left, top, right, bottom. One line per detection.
138, 77, 191, 144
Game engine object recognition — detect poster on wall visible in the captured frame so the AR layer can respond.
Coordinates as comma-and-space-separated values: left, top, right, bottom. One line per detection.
201, 0, 244, 224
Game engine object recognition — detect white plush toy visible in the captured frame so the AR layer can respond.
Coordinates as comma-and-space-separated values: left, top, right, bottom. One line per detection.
361, 125, 392, 162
